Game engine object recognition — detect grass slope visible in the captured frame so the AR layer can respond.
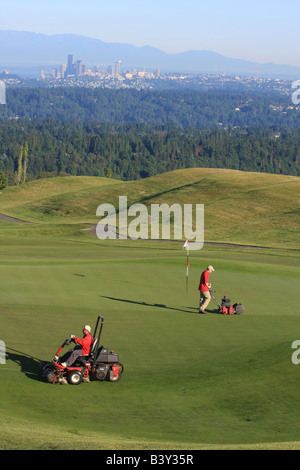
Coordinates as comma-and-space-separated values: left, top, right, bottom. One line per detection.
0, 168, 299, 248
0, 169, 299, 449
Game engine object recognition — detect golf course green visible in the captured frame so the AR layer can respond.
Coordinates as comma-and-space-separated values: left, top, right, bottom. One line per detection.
0, 168, 299, 450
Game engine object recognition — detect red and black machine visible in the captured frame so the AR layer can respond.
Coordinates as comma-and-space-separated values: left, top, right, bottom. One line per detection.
40, 315, 123, 385
209, 290, 245, 315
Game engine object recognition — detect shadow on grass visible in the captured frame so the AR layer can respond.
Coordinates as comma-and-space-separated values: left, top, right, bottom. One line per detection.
5, 347, 44, 382
101, 295, 220, 315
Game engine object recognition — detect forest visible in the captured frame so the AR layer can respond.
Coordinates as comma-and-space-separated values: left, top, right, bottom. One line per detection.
0, 87, 299, 184
1, 87, 299, 128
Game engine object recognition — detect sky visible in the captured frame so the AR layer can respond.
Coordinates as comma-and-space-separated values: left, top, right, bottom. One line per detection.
0, 0, 299, 66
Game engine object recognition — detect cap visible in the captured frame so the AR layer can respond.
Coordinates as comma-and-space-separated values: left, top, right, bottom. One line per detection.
207, 265, 215, 271
83, 325, 91, 333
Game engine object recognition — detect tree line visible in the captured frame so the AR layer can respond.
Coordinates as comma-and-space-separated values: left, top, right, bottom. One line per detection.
1, 86, 299, 129
0, 119, 299, 184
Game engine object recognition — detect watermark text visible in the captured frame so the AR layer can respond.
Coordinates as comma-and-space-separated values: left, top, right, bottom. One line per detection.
96, 196, 204, 250
292, 80, 300, 105
291, 340, 300, 364
0, 80, 6, 105
0, 340, 6, 364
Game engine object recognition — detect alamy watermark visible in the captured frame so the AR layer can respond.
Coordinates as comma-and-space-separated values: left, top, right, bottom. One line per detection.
0, 80, 6, 105
291, 340, 300, 365
96, 196, 204, 250
292, 80, 300, 105
0, 340, 6, 364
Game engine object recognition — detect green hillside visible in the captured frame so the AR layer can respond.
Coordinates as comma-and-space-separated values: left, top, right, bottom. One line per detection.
1, 168, 299, 249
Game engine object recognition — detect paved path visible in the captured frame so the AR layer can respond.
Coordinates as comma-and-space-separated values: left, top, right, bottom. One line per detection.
84, 223, 273, 249
84, 223, 128, 239
0, 213, 32, 223
2, 214, 294, 251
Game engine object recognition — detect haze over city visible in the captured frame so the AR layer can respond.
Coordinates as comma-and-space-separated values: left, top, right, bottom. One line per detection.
0, 0, 299, 67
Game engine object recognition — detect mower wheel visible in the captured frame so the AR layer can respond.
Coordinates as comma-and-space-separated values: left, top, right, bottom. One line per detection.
40, 361, 51, 372
44, 370, 57, 384
109, 363, 123, 382
67, 370, 83, 385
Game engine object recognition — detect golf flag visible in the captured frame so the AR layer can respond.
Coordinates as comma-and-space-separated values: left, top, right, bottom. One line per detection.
182, 240, 189, 292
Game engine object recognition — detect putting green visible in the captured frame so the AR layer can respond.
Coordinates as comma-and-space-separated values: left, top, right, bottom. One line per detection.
0, 221, 300, 449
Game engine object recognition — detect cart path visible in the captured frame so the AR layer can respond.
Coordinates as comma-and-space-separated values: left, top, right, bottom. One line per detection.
1, 214, 298, 251
84, 224, 281, 250
0, 213, 32, 223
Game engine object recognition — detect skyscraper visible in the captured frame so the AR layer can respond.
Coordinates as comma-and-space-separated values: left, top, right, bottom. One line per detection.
75, 60, 83, 76
66, 54, 74, 75
115, 60, 122, 76
60, 64, 66, 77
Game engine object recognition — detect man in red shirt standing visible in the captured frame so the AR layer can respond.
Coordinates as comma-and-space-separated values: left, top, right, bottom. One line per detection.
198, 265, 215, 314
56, 325, 93, 367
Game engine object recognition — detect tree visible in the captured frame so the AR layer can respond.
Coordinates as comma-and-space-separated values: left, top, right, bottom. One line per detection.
16, 145, 23, 185
0, 171, 8, 190
22, 141, 29, 183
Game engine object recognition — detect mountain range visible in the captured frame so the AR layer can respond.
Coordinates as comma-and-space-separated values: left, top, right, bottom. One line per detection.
1, 30, 300, 79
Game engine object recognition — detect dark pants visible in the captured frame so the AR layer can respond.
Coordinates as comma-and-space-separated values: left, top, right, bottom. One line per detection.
60, 346, 85, 367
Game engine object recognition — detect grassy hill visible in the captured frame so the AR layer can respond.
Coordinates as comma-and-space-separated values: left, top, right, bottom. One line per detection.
0, 168, 299, 249
0, 168, 300, 450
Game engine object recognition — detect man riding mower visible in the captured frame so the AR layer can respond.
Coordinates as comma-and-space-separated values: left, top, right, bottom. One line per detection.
40, 315, 124, 385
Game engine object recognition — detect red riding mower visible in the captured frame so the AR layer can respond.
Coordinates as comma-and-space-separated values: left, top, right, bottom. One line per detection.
209, 290, 245, 315
40, 315, 123, 385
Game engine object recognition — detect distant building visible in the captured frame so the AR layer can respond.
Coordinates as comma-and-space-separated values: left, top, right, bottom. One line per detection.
66, 54, 74, 75
75, 60, 83, 76
60, 64, 66, 77
115, 60, 122, 76
65, 54, 85, 76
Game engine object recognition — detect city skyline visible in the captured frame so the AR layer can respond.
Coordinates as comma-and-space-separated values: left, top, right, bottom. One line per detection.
44, 53, 162, 81
0, 0, 299, 67
52, 55, 124, 78
2, 29, 300, 81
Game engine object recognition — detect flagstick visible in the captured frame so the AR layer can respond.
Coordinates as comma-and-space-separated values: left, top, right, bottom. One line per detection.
186, 247, 189, 292
182, 240, 190, 293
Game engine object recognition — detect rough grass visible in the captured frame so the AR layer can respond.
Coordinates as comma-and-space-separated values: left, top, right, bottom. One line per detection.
0, 168, 299, 248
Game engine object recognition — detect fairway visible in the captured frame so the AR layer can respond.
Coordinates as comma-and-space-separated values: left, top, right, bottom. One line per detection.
0, 169, 300, 449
